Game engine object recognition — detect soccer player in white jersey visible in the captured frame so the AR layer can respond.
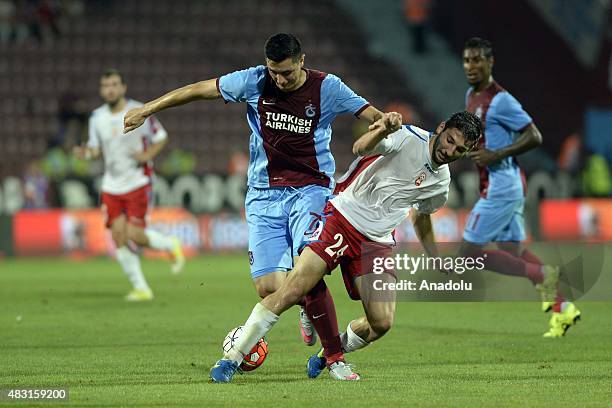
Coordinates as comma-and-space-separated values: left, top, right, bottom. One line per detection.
74, 69, 185, 301
209, 111, 482, 382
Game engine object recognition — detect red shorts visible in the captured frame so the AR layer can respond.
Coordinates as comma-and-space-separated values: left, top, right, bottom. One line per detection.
101, 184, 151, 228
307, 202, 394, 300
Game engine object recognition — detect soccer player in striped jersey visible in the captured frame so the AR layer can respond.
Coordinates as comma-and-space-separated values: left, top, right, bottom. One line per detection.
460, 37, 580, 337
124, 34, 386, 349
209, 111, 482, 382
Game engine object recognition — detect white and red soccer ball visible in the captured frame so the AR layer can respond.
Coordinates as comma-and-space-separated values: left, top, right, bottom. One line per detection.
222, 326, 268, 371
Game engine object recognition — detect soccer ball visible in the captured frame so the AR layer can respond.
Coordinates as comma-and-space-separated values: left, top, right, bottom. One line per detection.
223, 326, 268, 371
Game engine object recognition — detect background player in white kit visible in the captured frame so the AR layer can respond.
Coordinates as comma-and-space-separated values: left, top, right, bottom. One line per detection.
210, 110, 482, 382
74, 69, 185, 301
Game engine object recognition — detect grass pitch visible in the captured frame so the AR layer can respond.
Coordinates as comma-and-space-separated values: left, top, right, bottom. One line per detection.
1, 255, 611, 407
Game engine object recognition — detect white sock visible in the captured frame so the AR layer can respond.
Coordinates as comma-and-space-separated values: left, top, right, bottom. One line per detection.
116, 246, 149, 291
145, 228, 174, 251
225, 303, 279, 363
340, 320, 369, 353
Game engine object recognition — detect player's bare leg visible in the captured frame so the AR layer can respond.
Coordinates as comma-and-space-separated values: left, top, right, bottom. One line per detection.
261, 248, 329, 315
307, 273, 395, 379
253, 263, 319, 346
253, 271, 288, 298
111, 215, 152, 301
127, 224, 185, 274
348, 290, 396, 343
211, 248, 358, 382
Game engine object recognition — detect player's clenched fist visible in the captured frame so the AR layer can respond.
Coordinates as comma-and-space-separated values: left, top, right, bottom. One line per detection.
124, 107, 147, 133
368, 112, 402, 134
384, 112, 402, 132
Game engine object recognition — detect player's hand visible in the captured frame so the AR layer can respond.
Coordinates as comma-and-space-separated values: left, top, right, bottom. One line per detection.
131, 151, 150, 163
384, 112, 402, 133
368, 118, 385, 132
73, 145, 88, 160
467, 148, 501, 166
124, 107, 147, 133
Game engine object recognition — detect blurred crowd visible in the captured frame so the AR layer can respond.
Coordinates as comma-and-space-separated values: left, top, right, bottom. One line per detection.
0, 0, 83, 45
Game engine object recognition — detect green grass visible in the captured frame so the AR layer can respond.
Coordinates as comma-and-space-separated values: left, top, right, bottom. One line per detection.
1, 255, 611, 407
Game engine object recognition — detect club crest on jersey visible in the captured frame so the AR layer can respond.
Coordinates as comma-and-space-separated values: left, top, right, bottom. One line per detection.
415, 171, 426, 186
305, 103, 316, 118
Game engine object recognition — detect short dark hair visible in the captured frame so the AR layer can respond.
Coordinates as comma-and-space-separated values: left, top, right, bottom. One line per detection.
444, 111, 482, 147
101, 68, 125, 84
264, 33, 302, 62
464, 37, 493, 59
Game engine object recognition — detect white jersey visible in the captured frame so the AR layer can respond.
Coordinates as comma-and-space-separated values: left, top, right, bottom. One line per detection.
331, 125, 451, 244
88, 99, 167, 195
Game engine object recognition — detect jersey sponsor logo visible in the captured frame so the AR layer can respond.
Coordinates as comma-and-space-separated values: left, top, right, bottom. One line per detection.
305, 103, 316, 118
264, 112, 313, 133
415, 171, 426, 186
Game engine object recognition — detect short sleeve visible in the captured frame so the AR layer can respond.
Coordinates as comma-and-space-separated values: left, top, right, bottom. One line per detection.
491, 92, 532, 132
217, 66, 265, 103
87, 115, 100, 149
146, 115, 168, 143
372, 129, 408, 155
323, 74, 369, 116
412, 192, 448, 214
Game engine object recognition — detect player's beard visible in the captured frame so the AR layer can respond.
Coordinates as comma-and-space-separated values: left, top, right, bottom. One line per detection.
106, 97, 121, 109
431, 132, 444, 165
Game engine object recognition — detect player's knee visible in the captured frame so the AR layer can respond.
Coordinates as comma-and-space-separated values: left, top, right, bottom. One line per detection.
112, 230, 127, 247
370, 314, 393, 339
126, 227, 145, 245
254, 272, 286, 299
254, 284, 274, 299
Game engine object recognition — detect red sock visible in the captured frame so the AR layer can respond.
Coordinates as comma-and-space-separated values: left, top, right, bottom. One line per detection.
521, 249, 542, 265
304, 279, 343, 360
325, 352, 345, 366
522, 249, 566, 307
466, 248, 543, 284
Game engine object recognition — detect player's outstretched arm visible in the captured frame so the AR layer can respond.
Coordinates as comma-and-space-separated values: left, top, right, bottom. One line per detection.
468, 123, 542, 166
410, 209, 438, 257
358, 106, 384, 124
410, 209, 451, 275
124, 79, 221, 133
352, 112, 402, 155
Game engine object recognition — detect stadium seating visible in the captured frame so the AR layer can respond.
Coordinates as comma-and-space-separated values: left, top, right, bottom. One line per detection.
0, 0, 422, 178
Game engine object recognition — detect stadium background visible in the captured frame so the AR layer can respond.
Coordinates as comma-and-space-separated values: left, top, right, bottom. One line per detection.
1, 1, 612, 406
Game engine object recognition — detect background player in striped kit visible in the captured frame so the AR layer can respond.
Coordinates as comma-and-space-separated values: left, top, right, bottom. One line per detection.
460, 37, 580, 337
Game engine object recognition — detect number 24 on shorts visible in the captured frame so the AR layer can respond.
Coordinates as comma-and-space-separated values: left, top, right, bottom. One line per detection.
325, 233, 348, 260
